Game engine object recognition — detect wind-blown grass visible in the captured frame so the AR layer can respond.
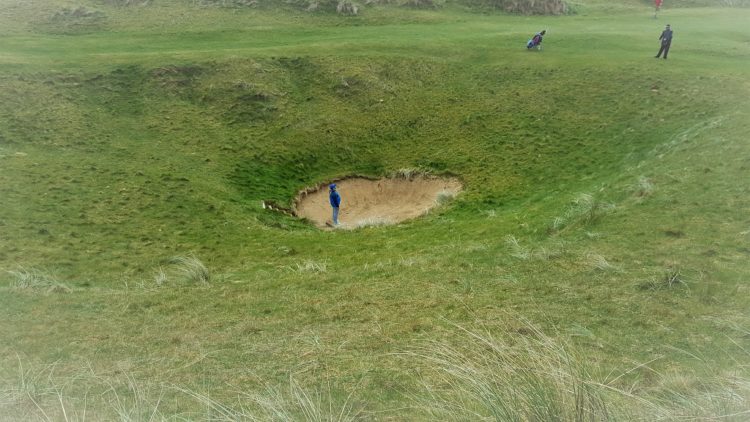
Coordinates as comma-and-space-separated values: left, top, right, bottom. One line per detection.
0, 1, 749, 420
166, 255, 211, 284
584, 251, 619, 272
405, 320, 612, 420
550, 193, 616, 234
176, 375, 364, 422
293, 259, 328, 273
0, 362, 363, 421
404, 319, 750, 421
6, 268, 71, 294
1, 319, 748, 420
351, 217, 394, 229
638, 266, 689, 291
633, 176, 654, 199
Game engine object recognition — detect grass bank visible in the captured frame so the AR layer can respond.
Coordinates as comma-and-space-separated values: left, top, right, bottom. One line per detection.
1, 0, 749, 419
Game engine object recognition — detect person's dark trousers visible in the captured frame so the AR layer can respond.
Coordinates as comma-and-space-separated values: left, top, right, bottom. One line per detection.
656, 42, 671, 59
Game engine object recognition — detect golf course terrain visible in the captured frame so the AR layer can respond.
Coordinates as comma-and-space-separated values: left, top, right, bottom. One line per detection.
1, 0, 749, 419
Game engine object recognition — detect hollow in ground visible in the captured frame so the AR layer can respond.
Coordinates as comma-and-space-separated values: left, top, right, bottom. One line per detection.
295, 176, 462, 229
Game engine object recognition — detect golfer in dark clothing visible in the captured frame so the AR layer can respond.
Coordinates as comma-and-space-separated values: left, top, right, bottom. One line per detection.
329, 184, 341, 226
527, 30, 546, 50
655, 24, 673, 59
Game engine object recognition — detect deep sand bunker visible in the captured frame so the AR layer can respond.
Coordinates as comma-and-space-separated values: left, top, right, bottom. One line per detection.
295, 176, 462, 228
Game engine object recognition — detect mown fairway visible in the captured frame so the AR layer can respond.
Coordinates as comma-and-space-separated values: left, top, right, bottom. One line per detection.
1, 0, 749, 419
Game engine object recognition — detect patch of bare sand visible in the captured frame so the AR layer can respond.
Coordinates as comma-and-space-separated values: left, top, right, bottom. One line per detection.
295, 176, 462, 229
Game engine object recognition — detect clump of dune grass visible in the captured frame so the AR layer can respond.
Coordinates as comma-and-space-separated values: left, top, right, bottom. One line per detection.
550, 216, 566, 232
404, 318, 750, 420
352, 217, 393, 228
645, 371, 750, 420
550, 193, 615, 234
662, 266, 686, 288
505, 235, 565, 261
638, 266, 689, 291
435, 190, 456, 206
154, 266, 168, 286
404, 319, 612, 421
585, 252, 619, 272
177, 375, 364, 421
293, 259, 328, 273
504, 235, 530, 260
166, 255, 211, 284
3, 331, 749, 420
533, 241, 566, 261
390, 167, 428, 180
633, 176, 655, 198
1, 359, 363, 421
575, 193, 615, 224
7, 268, 71, 293
639, 333, 750, 420
336, 0, 359, 15
276, 245, 297, 256
0, 361, 170, 421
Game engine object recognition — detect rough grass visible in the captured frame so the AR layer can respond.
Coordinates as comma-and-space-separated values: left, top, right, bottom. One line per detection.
350, 217, 395, 228
293, 259, 329, 273
638, 266, 690, 291
407, 320, 612, 420
6, 268, 71, 294
407, 319, 750, 421
549, 193, 616, 235
2, 320, 747, 420
0, 0, 749, 419
166, 255, 212, 284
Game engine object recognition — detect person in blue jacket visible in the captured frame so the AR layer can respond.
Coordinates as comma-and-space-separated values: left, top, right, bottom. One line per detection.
329, 184, 341, 226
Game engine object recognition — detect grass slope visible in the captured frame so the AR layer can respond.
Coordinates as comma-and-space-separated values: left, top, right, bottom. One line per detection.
1, 0, 749, 419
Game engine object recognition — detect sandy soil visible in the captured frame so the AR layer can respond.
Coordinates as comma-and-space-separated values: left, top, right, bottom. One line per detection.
294, 176, 462, 229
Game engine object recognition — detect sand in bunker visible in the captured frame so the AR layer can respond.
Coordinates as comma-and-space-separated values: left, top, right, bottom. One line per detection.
295, 176, 462, 228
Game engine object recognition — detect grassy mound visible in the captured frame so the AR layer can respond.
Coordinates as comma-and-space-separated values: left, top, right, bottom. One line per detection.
464, 0, 569, 14
1, 0, 749, 418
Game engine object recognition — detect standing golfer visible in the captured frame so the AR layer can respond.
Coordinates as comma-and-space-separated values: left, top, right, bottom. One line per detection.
655, 24, 673, 59
329, 184, 341, 226
654, 0, 662, 18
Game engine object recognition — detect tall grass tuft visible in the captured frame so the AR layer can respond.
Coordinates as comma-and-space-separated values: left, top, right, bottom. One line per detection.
3, 334, 748, 420
638, 266, 689, 291
550, 193, 615, 234
154, 266, 168, 286
0, 362, 169, 421
166, 255, 211, 284
585, 252, 619, 272
7, 268, 71, 293
504, 235, 530, 260
352, 217, 393, 228
505, 235, 565, 261
435, 190, 456, 206
633, 176, 655, 198
406, 319, 750, 420
405, 319, 612, 421
293, 259, 328, 273
390, 167, 428, 180
176, 375, 363, 421
572, 193, 615, 225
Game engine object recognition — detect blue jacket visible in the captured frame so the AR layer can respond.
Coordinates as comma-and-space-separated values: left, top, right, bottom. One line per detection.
329, 190, 341, 208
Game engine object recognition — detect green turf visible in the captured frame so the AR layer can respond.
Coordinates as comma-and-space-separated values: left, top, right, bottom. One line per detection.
1, 0, 749, 419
